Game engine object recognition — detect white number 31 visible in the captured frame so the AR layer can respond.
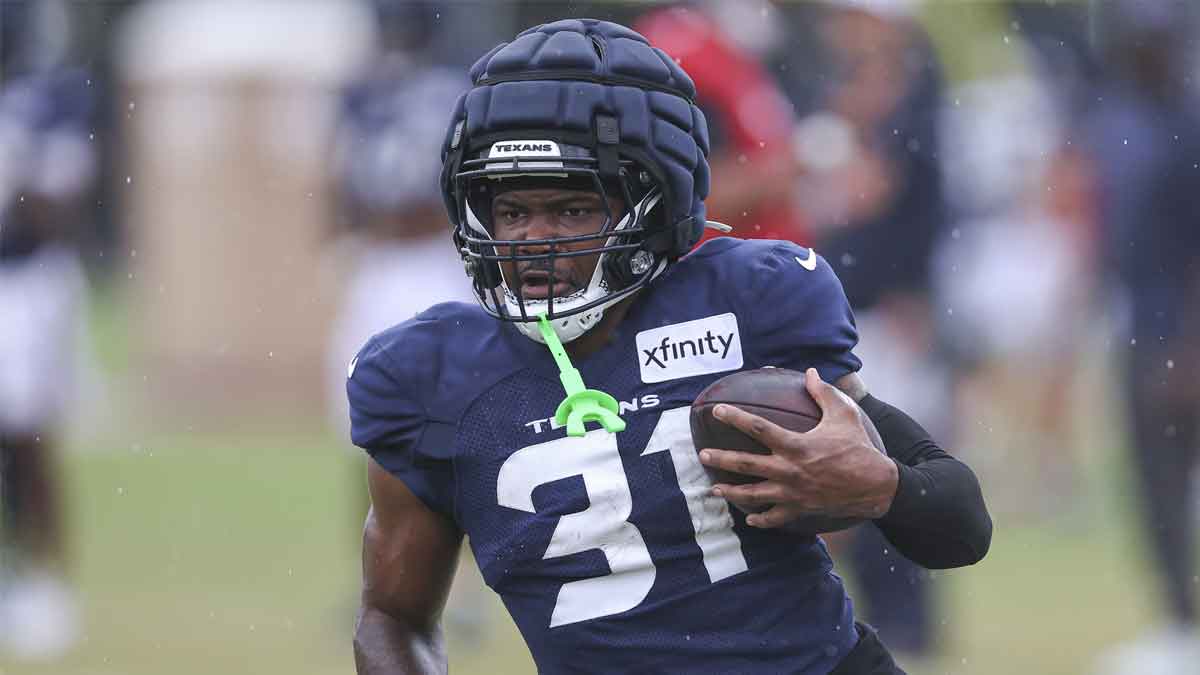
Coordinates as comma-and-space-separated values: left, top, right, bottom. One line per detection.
497, 407, 748, 627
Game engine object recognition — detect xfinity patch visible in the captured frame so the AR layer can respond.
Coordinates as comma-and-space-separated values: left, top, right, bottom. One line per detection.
636, 313, 743, 383
486, 140, 563, 171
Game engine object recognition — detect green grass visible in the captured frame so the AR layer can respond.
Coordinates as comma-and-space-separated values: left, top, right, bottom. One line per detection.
2, 431, 364, 675
933, 521, 1156, 674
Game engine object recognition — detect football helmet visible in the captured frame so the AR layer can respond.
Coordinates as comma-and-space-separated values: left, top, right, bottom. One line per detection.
440, 19, 711, 343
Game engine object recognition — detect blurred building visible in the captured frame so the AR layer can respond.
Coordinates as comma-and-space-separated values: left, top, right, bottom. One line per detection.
115, 1, 374, 424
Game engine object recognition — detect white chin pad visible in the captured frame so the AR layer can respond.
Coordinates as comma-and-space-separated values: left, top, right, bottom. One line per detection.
515, 301, 612, 344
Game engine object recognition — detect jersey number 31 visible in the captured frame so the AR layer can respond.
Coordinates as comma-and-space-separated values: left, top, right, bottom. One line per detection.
497, 407, 748, 627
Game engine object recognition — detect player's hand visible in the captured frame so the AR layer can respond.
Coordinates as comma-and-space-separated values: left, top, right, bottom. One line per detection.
697, 368, 899, 529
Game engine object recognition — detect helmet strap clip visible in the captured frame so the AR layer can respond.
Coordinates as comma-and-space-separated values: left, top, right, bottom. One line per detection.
595, 114, 621, 179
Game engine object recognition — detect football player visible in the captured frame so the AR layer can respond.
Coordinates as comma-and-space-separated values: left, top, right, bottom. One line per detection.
348, 19, 991, 674
0, 67, 93, 659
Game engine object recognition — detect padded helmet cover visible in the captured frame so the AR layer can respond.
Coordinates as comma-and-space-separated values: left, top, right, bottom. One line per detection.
440, 18, 711, 258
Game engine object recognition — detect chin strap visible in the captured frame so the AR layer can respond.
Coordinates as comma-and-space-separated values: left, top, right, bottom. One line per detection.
537, 314, 626, 437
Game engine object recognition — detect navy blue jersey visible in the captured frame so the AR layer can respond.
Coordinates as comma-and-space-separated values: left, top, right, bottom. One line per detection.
349, 237, 863, 673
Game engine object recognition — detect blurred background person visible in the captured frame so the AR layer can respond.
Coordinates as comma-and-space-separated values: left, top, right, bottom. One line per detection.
936, 113, 1097, 521
785, 0, 949, 661
1085, 2, 1200, 672
0, 64, 96, 662
933, 7, 1098, 523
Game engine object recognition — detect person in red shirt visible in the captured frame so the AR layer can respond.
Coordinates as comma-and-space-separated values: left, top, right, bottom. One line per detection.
635, 6, 809, 245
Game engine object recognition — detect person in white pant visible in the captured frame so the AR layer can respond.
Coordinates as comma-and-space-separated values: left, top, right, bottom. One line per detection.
0, 67, 95, 661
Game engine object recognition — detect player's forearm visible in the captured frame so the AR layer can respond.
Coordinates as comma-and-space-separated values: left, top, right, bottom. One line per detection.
354, 605, 447, 675
859, 394, 993, 569
876, 454, 992, 568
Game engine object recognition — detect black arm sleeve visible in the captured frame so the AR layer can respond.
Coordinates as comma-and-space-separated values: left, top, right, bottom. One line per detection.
858, 394, 993, 569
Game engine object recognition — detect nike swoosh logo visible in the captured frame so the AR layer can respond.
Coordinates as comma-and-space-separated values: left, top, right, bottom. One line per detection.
347, 356, 359, 379
795, 249, 817, 271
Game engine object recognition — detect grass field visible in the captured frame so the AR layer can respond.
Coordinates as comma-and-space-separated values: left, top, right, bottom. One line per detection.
0, 291, 1185, 675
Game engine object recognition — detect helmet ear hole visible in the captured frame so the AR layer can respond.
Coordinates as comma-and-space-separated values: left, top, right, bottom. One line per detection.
602, 247, 657, 291
464, 257, 502, 290
475, 243, 503, 288
602, 250, 635, 289
480, 260, 503, 288
456, 231, 504, 289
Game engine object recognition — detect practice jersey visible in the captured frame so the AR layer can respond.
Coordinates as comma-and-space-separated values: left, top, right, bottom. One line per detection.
349, 237, 863, 673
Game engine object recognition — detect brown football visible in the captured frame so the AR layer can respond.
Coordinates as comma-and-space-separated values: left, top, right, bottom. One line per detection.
690, 367, 880, 535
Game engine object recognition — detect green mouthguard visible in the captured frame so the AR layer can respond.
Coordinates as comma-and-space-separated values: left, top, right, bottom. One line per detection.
537, 314, 626, 437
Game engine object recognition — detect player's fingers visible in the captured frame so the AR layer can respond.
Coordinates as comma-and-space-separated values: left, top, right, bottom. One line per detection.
745, 504, 802, 529
711, 403, 793, 450
800, 369, 862, 434
803, 368, 852, 416
699, 448, 792, 481
712, 480, 785, 509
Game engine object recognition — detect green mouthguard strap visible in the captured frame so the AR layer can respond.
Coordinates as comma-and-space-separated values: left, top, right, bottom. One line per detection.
536, 314, 626, 437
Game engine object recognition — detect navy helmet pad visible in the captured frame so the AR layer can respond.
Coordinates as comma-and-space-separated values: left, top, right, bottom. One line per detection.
443, 18, 710, 255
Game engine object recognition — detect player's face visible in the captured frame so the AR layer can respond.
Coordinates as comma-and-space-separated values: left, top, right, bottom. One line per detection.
490, 187, 626, 300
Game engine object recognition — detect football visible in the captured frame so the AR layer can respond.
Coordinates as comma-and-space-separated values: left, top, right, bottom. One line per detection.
690, 367, 877, 535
